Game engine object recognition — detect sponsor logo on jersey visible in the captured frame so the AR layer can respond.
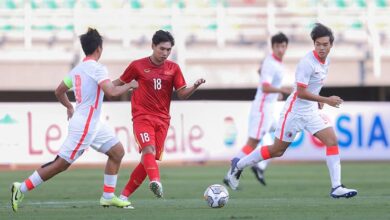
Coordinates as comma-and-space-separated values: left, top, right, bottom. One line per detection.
164, 71, 174, 75
144, 69, 151, 73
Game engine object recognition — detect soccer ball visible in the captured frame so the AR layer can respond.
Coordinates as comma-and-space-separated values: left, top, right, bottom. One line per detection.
203, 184, 229, 208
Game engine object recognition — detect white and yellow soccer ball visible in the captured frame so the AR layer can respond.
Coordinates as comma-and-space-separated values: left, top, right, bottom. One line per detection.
203, 184, 229, 208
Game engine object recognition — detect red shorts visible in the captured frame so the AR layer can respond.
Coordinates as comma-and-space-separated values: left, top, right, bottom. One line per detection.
133, 116, 170, 160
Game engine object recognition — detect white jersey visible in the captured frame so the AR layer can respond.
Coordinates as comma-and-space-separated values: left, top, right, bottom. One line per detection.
67, 58, 109, 132
248, 54, 284, 140
283, 51, 329, 115
58, 58, 119, 163
252, 54, 285, 110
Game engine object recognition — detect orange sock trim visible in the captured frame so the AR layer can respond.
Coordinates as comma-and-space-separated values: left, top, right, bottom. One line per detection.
326, 146, 339, 156
241, 145, 254, 155
260, 146, 271, 160
103, 185, 115, 193
25, 178, 35, 191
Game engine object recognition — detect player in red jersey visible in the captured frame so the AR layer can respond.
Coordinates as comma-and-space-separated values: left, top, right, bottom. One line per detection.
113, 30, 205, 202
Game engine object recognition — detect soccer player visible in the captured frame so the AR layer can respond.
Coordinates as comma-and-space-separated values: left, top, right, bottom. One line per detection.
11, 28, 137, 212
113, 30, 205, 201
223, 32, 291, 186
226, 23, 358, 199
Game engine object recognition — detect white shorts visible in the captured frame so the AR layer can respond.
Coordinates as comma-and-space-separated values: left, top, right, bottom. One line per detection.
58, 122, 119, 164
274, 111, 331, 142
248, 105, 277, 140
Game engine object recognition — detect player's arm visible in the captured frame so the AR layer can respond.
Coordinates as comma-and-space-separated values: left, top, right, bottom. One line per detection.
100, 79, 138, 99
112, 78, 124, 86
262, 84, 291, 95
296, 85, 343, 108
176, 78, 206, 100
54, 78, 74, 120
260, 63, 291, 95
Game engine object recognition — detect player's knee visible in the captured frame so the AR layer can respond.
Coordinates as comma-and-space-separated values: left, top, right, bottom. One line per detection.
324, 138, 338, 147
142, 146, 156, 155
110, 146, 125, 162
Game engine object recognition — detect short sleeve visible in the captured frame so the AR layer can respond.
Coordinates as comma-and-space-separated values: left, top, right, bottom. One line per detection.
173, 64, 186, 90
295, 59, 312, 88
260, 60, 273, 85
93, 64, 109, 84
120, 62, 137, 83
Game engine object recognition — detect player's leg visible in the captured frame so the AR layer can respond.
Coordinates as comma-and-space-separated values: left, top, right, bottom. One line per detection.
102, 143, 124, 198
11, 134, 83, 212
237, 138, 260, 159
253, 133, 274, 176
237, 137, 291, 170
251, 159, 269, 186
146, 121, 169, 198
314, 126, 357, 198
120, 162, 147, 201
239, 111, 264, 158
90, 124, 132, 208
226, 112, 300, 190
143, 120, 169, 198
11, 156, 70, 212
236, 111, 299, 170
250, 122, 277, 186
141, 146, 163, 198
224, 137, 259, 184
226, 137, 291, 190
224, 111, 262, 184
247, 137, 267, 185
131, 118, 163, 198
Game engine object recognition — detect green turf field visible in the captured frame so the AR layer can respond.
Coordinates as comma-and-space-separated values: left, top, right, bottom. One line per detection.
1, 162, 390, 220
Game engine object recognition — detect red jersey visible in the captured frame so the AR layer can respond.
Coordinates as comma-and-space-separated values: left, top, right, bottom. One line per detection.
120, 57, 187, 120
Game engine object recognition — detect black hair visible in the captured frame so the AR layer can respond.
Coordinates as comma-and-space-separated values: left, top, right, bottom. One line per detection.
271, 32, 288, 46
152, 30, 175, 46
311, 23, 334, 44
79, 28, 103, 56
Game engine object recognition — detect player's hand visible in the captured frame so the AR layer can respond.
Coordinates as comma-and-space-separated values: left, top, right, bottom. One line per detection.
194, 78, 206, 88
129, 80, 139, 90
67, 107, 74, 120
318, 102, 324, 109
326, 96, 343, 108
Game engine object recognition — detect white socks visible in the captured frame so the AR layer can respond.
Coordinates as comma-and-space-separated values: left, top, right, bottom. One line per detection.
326, 155, 341, 188
257, 160, 270, 170
103, 174, 117, 199
20, 171, 44, 193
237, 147, 262, 170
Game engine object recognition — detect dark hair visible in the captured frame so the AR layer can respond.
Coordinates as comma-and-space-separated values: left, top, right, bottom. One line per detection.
311, 23, 334, 44
152, 30, 175, 46
271, 32, 288, 46
79, 28, 103, 56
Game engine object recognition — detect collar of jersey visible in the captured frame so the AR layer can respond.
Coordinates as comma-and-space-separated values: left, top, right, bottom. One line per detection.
83, 57, 96, 62
272, 53, 283, 63
312, 50, 325, 64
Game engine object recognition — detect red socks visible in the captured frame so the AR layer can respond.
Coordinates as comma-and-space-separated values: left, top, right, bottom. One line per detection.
142, 153, 160, 182
121, 163, 147, 197
121, 153, 160, 198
